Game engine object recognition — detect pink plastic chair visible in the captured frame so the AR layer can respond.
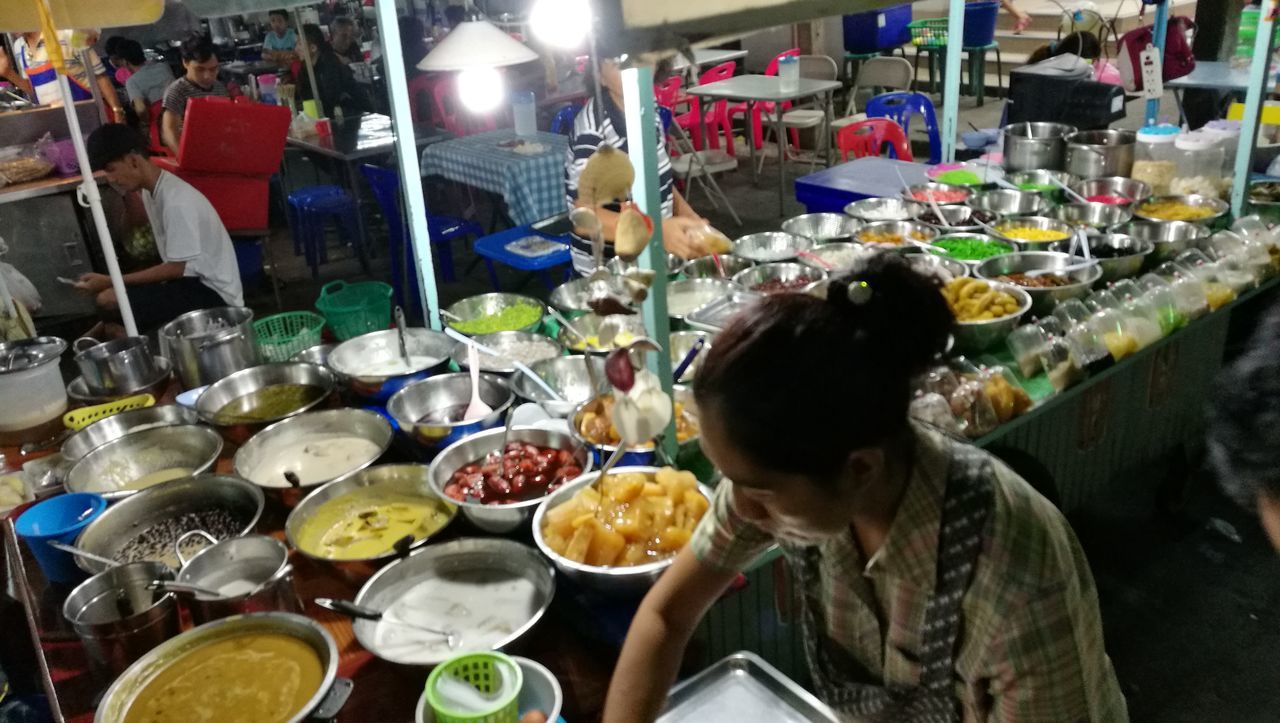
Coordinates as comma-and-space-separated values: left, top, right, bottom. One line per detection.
678, 61, 737, 154
836, 118, 913, 162
727, 48, 801, 152
433, 76, 498, 136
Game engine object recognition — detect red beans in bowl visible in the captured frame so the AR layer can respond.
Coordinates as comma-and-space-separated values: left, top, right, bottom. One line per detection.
443, 442, 584, 504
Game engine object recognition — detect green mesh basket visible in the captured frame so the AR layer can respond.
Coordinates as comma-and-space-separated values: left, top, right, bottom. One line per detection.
253, 311, 326, 362
315, 280, 392, 341
424, 652, 522, 723
908, 18, 949, 47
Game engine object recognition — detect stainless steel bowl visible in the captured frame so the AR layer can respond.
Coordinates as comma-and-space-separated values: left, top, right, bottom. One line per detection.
681, 254, 754, 279
290, 343, 335, 367
65, 424, 224, 499
670, 331, 712, 382
62, 404, 200, 462
975, 251, 1103, 315
902, 182, 971, 205
74, 474, 264, 574
1070, 176, 1152, 205
425, 426, 593, 533
327, 329, 452, 397
911, 204, 996, 232
232, 408, 392, 497
556, 312, 648, 353
1133, 194, 1230, 224
284, 464, 456, 574
732, 231, 813, 263
67, 356, 173, 405
1115, 220, 1212, 264
350, 538, 554, 665
74, 336, 158, 396
732, 262, 828, 294
510, 355, 608, 417
1050, 202, 1133, 231
1053, 233, 1154, 282
606, 253, 681, 277
966, 189, 1048, 217
797, 242, 876, 273
905, 252, 969, 280
666, 278, 738, 321
989, 216, 1075, 249
568, 386, 699, 465
387, 373, 514, 459
1006, 169, 1080, 199
445, 293, 545, 334
449, 331, 563, 375
532, 466, 713, 595
549, 277, 627, 317
781, 213, 862, 244
855, 220, 939, 250
195, 362, 334, 437
844, 197, 924, 222
950, 282, 1033, 353
95, 612, 340, 723
929, 234, 1015, 266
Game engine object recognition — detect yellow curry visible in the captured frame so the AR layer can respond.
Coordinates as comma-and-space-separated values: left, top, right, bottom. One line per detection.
296, 490, 454, 560
122, 632, 322, 723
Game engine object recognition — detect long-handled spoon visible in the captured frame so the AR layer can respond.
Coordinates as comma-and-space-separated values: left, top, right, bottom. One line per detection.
443, 326, 563, 401
461, 344, 494, 422
48, 542, 118, 569
393, 305, 412, 369
316, 598, 460, 649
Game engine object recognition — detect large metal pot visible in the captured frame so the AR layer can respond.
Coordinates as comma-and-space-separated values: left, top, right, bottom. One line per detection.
387, 373, 514, 459
195, 362, 336, 444
175, 535, 299, 625
62, 404, 201, 463
65, 424, 224, 500
74, 336, 160, 396
1064, 129, 1137, 180
1002, 122, 1076, 172
62, 561, 182, 685
94, 612, 346, 723
159, 306, 261, 390
327, 328, 452, 402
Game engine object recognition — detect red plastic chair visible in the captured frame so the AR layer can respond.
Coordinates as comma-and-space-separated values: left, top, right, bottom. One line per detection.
678, 61, 737, 154
432, 76, 498, 137
407, 73, 444, 126
146, 100, 168, 156
728, 48, 800, 152
836, 118, 913, 162
653, 75, 684, 110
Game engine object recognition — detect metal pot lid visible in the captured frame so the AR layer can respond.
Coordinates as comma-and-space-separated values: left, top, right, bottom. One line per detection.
0, 336, 66, 373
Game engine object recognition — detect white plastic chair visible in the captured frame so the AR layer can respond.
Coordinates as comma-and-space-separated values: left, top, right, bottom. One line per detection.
767, 54, 839, 171
832, 56, 915, 132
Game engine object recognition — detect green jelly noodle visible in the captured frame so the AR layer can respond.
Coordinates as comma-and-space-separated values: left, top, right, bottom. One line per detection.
931, 237, 1012, 261
934, 170, 983, 186
450, 304, 543, 334
1018, 182, 1056, 192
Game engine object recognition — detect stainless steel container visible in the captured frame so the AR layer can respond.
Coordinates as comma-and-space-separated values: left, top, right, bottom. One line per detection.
195, 362, 336, 444
975, 251, 1103, 315
62, 561, 181, 684
1002, 122, 1076, 172
966, 189, 1049, 218
387, 373, 513, 459
666, 278, 739, 322
65, 424, 224, 499
74, 336, 159, 396
327, 328, 452, 401
1053, 233, 1154, 282
732, 262, 828, 294
1064, 129, 1137, 180
62, 404, 201, 463
175, 535, 299, 625
1114, 220, 1212, 265
681, 254, 754, 279
781, 213, 861, 244
951, 283, 1033, 353
159, 306, 260, 390
509, 355, 607, 418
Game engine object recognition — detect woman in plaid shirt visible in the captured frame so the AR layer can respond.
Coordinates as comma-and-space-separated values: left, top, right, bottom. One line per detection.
603, 256, 1127, 722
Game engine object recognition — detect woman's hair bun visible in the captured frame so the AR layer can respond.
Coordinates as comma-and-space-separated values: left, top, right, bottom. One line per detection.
826, 254, 953, 372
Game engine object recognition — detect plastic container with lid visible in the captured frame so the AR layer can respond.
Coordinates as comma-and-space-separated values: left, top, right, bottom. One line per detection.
1006, 324, 1049, 379
0, 336, 69, 443
1149, 265, 1210, 320
1041, 335, 1084, 391
1201, 120, 1242, 195
1171, 132, 1226, 198
1132, 125, 1180, 195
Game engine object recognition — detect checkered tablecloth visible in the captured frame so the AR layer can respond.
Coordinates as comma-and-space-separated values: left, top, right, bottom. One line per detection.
420, 129, 570, 226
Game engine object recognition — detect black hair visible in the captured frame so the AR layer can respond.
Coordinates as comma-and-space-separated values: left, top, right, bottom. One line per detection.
301, 24, 331, 54
333, 17, 356, 29
1209, 302, 1280, 508
1027, 31, 1102, 65
444, 5, 467, 28
116, 38, 146, 66
103, 35, 126, 59
178, 33, 216, 63
694, 254, 953, 479
269, 9, 289, 20
87, 123, 149, 171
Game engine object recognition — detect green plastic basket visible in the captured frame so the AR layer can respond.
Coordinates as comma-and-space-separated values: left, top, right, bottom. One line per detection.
425, 652, 522, 723
909, 18, 949, 47
253, 311, 326, 362
315, 280, 393, 341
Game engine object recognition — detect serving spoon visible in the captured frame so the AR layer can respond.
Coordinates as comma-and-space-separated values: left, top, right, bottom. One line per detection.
48, 542, 118, 569
316, 598, 460, 649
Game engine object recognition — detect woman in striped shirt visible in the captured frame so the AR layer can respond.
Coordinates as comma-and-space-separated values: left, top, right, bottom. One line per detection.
565, 58, 713, 274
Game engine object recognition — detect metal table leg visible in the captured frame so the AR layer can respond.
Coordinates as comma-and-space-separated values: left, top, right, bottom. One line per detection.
747, 99, 759, 185
344, 159, 372, 275
775, 101, 787, 216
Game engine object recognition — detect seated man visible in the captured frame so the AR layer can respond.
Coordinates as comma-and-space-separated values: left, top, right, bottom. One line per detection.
78, 124, 243, 335
161, 34, 232, 155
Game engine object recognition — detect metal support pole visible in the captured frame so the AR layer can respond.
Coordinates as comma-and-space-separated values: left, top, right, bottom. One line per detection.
941, 0, 965, 163
1144, 0, 1170, 126
376, 0, 442, 328
295, 9, 325, 119
621, 65, 677, 461
1230, 1, 1277, 216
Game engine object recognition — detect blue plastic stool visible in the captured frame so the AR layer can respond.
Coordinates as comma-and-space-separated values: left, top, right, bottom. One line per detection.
292, 190, 365, 278
286, 185, 347, 256
360, 165, 482, 300
865, 91, 942, 165
471, 224, 572, 290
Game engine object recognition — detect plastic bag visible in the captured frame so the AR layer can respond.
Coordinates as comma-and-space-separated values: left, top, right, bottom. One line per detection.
0, 140, 55, 185
0, 234, 40, 312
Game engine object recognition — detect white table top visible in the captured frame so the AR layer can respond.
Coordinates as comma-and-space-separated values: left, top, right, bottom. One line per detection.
672, 48, 748, 70
1165, 60, 1276, 91
687, 74, 843, 103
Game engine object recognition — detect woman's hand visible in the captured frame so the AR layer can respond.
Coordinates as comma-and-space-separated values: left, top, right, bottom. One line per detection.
662, 216, 713, 259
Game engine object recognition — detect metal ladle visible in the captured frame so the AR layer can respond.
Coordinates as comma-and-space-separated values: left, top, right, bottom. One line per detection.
48, 541, 118, 569
393, 305, 412, 369
315, 598, 460, 649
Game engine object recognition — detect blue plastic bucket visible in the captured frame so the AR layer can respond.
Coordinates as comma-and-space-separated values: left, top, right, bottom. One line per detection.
963, 1, 1000, 48
15, 493, 108, 583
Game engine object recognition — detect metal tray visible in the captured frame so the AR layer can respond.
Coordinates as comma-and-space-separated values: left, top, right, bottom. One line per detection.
685, 291, 763, 334
658, 651, 837, 723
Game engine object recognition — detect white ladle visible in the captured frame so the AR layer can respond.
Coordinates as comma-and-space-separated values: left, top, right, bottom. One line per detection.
443, 326, 563, 401
1051, 175, 1090, 204
462, 344, 494, 421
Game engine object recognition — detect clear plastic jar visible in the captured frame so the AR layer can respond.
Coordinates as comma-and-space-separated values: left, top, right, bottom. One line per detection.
1053, 298, 1093, 327
1121, 296, 1165, 347
1149, 265, 1210, 320
1085, 289, 1122, 313
1133, 125, 1180, 195
1063, 320, 1111, 373
1006, 324, 1048, 379
1041, 336, 1084, 392
1092, 308, 1141, 361
1171, 132, 1226, 198
1201, 120, 1242, 196
1137, 275, 1189, 333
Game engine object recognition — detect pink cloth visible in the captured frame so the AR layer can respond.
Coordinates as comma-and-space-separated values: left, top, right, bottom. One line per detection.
114, 66, 132, 84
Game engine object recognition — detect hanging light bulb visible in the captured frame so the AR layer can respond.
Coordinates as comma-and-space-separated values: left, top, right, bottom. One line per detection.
529, 0, 591, 49
457, 66, 505, 113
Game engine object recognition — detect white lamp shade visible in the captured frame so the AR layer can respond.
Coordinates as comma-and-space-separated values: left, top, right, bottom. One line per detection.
417, 20, 539, 71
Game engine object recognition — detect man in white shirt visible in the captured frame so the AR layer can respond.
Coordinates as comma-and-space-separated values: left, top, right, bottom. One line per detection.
78, 124, 243, 334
